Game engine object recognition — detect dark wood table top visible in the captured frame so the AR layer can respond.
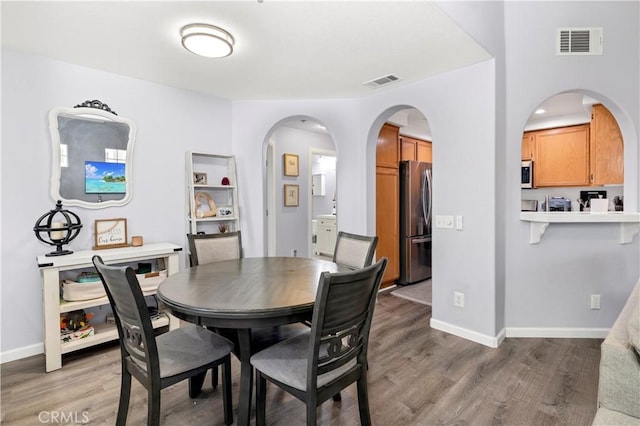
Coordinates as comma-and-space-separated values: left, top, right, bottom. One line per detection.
157, 256, 344, 426
157, 256, 343, 327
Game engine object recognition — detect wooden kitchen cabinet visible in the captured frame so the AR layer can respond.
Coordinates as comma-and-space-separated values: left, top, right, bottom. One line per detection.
400, 136, 415, 161
400, 135, 432, 163
417, 140, 432, 163
590, 104, 623, 185
377, 123, 400, 167
534, 124, 590, 187
522, 132, 535, 160
376, 166, 400, 285
376, 123, 400, 286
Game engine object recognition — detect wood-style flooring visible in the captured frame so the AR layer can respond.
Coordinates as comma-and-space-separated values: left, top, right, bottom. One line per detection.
1, 294, 601, 425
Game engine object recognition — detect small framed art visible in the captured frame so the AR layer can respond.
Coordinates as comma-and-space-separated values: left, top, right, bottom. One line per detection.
283, 153, 299, 177
94, 218, 129, 249
284, 184, 299, 207
193, 172, 208, 185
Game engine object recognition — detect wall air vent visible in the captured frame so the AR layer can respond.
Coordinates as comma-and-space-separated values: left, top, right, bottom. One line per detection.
556, 27, 603, 55
364, 74, 401, 89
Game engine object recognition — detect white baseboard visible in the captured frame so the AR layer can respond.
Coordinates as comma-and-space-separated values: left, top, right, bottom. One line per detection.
0, 343, 43, 364
430, 318, 505, 348
505, 327, 609, 339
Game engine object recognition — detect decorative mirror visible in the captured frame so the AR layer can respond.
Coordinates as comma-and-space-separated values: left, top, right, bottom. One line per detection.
49, 100, 136, 209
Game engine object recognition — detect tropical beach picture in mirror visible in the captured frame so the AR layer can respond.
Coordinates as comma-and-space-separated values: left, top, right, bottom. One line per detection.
85, 161, 126, 194
49, 100, 136, 209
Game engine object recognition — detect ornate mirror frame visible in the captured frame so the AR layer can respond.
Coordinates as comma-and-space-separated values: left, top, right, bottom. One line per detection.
49, 100, 136, 209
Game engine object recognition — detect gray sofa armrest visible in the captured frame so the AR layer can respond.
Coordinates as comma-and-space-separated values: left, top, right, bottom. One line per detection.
597, 280, 640, 419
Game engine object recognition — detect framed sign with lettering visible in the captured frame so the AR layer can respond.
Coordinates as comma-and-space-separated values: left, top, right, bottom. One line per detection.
94, 218, 128, 249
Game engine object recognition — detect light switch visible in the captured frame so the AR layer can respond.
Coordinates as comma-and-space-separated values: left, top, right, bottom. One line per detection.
435, 215, 454, 229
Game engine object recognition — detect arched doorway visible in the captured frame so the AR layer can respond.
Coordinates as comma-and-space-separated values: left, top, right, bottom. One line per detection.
263, 116, 337, 257
373, 106, 433, 294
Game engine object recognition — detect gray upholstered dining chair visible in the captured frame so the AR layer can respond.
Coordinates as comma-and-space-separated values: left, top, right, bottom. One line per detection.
332, 231, 378, 269
186, 231, 242, 388
250, 257, 388, 426
187, 231, 242, 266
92, 255, 234, 426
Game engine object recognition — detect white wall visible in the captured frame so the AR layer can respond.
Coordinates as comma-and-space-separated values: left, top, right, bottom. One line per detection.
359, 61, 500, 344
502, 1, 640, 334
1, 50, 233, 359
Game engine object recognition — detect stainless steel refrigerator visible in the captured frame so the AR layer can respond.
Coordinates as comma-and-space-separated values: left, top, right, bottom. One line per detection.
398, 160, 432, 285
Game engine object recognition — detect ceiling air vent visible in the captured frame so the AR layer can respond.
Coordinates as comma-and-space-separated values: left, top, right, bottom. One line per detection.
364, 74, 401, 89
556, 27, 603, 55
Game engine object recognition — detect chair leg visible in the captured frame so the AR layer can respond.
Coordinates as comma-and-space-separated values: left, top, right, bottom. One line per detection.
116, 370, 132, 426
211, 365, 219, 389
221, 357, 233, 426
356, 377, 372, 426
148, 385, 161, 426
255, 370, 267, 426
306, 401, 317, 426
188, 371, 207, 398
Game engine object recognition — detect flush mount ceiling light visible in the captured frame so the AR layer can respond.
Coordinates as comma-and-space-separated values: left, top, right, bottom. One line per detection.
180, 23, 234, 58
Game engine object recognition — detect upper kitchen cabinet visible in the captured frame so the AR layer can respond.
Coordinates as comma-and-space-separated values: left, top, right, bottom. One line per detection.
521, 96, 624, 188
400, 135, 432, 163
533, 124, 590, 187
522, 133, 535, 160
590, 104, 623, 185
377, 123, 400, 167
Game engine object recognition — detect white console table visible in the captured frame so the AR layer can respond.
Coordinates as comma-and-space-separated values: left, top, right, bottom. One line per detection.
37, 243, 182, 372
520, 212, 640, 244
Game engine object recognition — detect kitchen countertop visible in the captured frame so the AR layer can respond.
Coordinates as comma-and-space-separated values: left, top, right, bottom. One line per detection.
317, 214, 337, 220
520, 211, 640, 244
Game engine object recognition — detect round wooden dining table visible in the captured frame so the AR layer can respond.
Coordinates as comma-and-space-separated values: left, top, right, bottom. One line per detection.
156, 256, 344, 426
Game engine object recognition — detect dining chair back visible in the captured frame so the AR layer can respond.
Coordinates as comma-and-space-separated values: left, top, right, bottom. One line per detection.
92, 255, 234, 426
332, 231, 378, 269
187, 231, 242, 266
251, 257, 388, 426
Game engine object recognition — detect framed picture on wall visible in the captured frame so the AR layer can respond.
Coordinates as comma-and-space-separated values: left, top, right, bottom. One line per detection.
283, 153, 299, 177
284, 184, 299, 207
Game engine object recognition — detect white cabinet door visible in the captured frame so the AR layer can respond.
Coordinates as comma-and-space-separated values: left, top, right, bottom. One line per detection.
315, 217, 336, 255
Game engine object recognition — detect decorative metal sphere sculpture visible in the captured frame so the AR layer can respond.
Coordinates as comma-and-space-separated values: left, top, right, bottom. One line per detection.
34, 200, 83, 256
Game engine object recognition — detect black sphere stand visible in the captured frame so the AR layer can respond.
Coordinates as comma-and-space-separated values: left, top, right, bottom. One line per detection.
34, 200, 83, 256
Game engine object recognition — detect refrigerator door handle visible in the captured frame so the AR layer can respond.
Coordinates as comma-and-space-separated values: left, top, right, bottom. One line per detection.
423, 168, 432, 229
412, 237, 431, 243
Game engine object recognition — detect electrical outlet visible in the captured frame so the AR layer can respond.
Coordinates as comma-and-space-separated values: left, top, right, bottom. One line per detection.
590, 294, 601, 310
454, 291, 465, 308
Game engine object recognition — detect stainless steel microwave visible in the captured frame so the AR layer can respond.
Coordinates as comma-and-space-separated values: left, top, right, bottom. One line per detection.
521, 160, 533, 188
